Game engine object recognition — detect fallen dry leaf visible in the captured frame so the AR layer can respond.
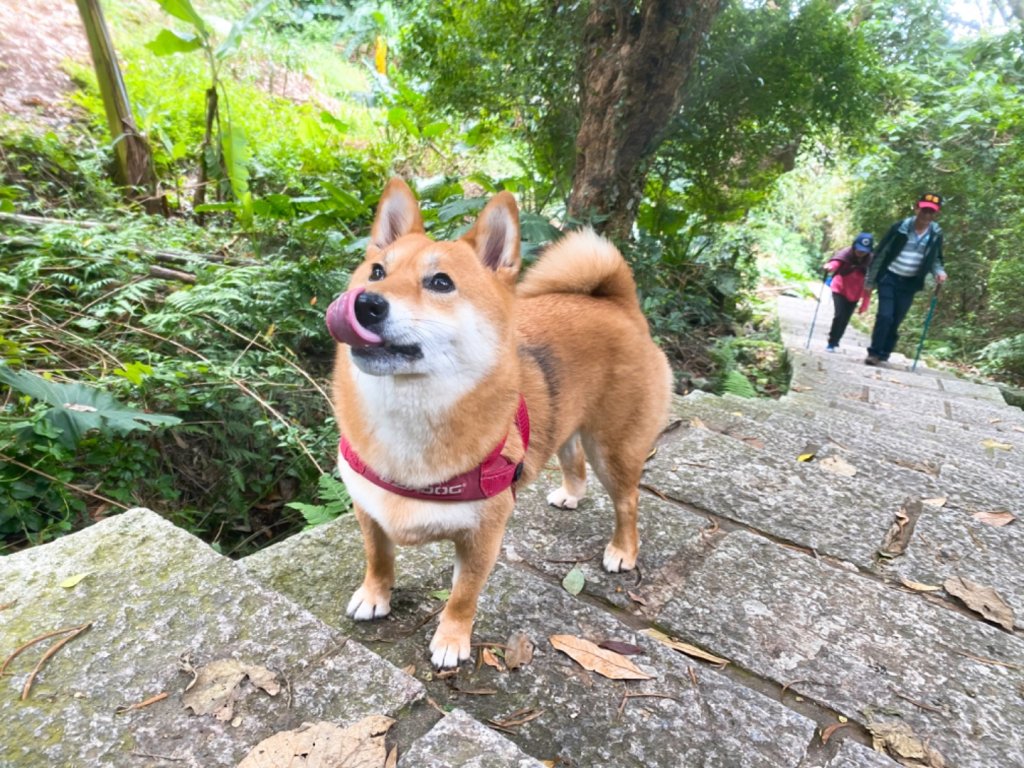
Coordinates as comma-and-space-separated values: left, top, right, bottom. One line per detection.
981, 438, 1013, 451
488, 706, 543, 731
689, 416, 707, 429
821, 722, 850, 745
943, 576, 1016, 631
797, 452, 816, 462
922, 497, 947, 508
894, 458, 940, 476
878, 500, 922, 559
504, 632, 534, 670
59, 573, 90, 589
867, 721, 946, 767
900, 577, 942, 593
550, 635, 653, 680
562, 566, 585, 596
627, 591, 648, 607
182, 659, 280, 721
971, 510, 1017, 527
481, 648, 506, 672
641, 628, 729, 667
817, 455, 858, 477
237, 716, 394, 768
741, 436, 766, 450
598, 640, 645, 656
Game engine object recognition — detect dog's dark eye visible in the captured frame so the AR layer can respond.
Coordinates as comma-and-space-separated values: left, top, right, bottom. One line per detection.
369, 264, 386, 281
426, 273, 455, 293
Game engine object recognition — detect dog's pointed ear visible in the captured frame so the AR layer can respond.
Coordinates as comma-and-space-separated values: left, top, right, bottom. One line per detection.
370, 178, 425, 250
462, 191, 520, 281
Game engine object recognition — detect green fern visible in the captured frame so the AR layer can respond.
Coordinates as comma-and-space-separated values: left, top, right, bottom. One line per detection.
721, 369, 757, 398
286, 473, 352, 530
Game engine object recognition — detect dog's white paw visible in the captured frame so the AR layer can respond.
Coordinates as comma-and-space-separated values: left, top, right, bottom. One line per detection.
547, 487, 580, 509
429, 627, 471, 669
346, 586, 391, 621
603, 543, 637, 573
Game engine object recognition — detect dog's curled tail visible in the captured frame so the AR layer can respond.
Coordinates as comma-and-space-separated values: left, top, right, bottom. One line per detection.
518, 229, 641, 312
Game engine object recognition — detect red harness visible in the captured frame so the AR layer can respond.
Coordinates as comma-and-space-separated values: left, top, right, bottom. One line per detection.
339, 396, 530, 501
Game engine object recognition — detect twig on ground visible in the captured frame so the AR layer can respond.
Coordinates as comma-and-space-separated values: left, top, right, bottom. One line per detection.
617, 691, 683, 719
17, 622, 92, 700
116, 691, 169, 714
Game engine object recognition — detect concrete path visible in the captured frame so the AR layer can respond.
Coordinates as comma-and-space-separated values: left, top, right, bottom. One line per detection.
3, 292, 1022, 767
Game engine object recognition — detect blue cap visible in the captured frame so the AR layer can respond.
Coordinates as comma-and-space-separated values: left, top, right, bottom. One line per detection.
853, 232, 873, 252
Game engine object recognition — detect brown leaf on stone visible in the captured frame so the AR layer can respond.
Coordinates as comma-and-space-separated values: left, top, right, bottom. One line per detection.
821, 722, 850, 745
236, 715, 395, 768
878, 500, 922, 559
900, 577, 942, 593
971, 510, 1017, 527
740, 436, 765, 450
943, 576, 1016, 631
504, 632, 534, 670
481, 647, 506, 672
550, 635, 653, 680
894, 458, 940, 476
182, 659, 280, 721
598, 640, 645, 656
867, 721, 945, 768
627, 591, 648, 606
641, 628, 729, 667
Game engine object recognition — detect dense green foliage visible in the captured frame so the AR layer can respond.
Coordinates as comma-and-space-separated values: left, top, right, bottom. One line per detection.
3, 0, 1024, 555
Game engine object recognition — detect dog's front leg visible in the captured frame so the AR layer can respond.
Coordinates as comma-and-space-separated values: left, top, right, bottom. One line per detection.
346, 505, 396, 620
430, 516, 507, 668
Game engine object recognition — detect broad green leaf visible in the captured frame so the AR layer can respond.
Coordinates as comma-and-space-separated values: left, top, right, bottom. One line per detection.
154, 0, 207, 33
386, 107, 419, 139
438, 196, 486, 223
422, 121, 449, 139
145, 28, 203, 56
320, 111, 349, 133
112, 362, 154, 387
0, 365, 180, 448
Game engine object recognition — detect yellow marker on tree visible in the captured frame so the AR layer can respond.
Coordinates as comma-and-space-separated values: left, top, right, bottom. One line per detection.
375, 35, 387, 75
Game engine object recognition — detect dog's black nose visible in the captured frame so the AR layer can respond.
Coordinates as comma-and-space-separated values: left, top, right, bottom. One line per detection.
354, 291, 389, 328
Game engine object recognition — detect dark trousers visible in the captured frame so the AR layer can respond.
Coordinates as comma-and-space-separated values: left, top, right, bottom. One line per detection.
868, 271, 919, 360
828, 292, 858, 347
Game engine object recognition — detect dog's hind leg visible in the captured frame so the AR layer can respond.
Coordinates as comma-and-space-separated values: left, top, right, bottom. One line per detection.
346, 505, 395, 620
546, 432, 588, 509
581, 433, 646, 573
429, 516, 507, 668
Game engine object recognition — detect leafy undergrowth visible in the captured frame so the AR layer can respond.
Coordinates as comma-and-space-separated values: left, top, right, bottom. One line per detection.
0, 209, 355, 556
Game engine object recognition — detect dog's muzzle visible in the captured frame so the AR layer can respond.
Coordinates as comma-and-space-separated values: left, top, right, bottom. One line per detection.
326, 287, 386, 348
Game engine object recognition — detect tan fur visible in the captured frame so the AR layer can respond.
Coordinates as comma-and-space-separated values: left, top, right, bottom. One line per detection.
331, 178, 672, 668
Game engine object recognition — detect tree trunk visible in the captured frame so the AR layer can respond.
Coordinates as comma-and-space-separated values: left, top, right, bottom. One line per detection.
75, 0, 166, 215
568, 0, 722, 241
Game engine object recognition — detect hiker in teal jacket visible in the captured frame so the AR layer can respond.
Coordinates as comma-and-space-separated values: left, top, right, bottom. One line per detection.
864, 193, 947, 366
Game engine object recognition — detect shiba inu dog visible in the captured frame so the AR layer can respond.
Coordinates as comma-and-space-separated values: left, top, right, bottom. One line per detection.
326, 178, 672, 668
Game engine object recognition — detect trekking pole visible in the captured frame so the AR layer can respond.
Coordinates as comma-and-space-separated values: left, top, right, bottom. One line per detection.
912, 283, 942, 372
805, 272, 829, 350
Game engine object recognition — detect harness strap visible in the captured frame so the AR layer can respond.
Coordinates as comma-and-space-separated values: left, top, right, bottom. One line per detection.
339, 396, 530, 502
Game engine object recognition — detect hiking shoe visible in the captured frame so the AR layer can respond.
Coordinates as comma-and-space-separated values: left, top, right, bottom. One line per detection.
864, 355, 880, 366
826, 345, 837, 352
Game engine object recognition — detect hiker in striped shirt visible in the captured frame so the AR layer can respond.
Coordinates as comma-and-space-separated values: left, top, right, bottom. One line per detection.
864, 193, 948, 366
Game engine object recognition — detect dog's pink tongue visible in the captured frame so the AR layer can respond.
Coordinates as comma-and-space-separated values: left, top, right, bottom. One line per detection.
326, 288, 383, 347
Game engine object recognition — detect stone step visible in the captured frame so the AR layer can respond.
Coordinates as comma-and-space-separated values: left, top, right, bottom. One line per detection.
681, 390, 1024, 517
0, 509, 538, 767
242, 513, 826, 767
672, 391, 1024, 626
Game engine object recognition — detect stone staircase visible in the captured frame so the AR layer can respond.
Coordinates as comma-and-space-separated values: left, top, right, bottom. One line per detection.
3, 293, 1022, 767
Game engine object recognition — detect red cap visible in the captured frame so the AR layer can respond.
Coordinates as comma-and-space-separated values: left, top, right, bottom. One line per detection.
918, 193, 942, 211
